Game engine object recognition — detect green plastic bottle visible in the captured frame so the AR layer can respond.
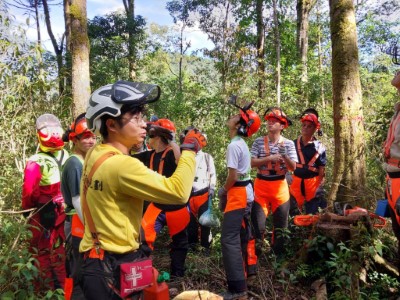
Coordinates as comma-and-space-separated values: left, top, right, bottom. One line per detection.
143, 268, 170, 300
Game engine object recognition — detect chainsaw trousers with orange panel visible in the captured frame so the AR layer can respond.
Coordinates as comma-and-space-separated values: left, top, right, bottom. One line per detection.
289, 175, 325, 214
140, 203, 190, 277
188, 188, 212, 249
252, 176, 290, 255
221, 182, 253, 293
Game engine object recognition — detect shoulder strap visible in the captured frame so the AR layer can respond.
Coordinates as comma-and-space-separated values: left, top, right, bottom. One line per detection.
40, 150, 65, 176
82, 151, 116, 252
150, 146, 172, 174
204, 152, 211, 187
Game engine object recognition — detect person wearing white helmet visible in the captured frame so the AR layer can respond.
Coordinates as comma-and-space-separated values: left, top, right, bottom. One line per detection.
22, 113, 69, 292
80, 81, 206, 299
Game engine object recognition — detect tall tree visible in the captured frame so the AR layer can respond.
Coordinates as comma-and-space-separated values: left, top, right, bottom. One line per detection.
256, 0, 265, 100
166, 0, 193, 93
272, 0, 281, 105
296, 0, 316, 85
328, 0, 366, 211
11, 0, 66, 95
42, 0, 65, 95
122, 0, 137, 80
66, 0, 90, 116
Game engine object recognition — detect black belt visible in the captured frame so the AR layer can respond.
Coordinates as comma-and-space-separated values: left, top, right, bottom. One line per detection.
388, 171, 400, 178
191, 187, 208, 197
233, 180, 252, 187
293, 173, 319, 179
256, 173, 285, 181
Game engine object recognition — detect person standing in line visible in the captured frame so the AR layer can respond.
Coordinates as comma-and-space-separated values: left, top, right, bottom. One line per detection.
289, 108, 327, 215
61, 113, 96, 299
22, 113, 69, 291
79, 81, 206, 299
382, 48, 400, 272
250, 107, 297, 256
134, 118, 189, 278
218, 101, 261, 300
181, 128, 217, 255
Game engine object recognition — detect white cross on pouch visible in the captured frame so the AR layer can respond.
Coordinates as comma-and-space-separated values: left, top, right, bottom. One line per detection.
125, 266, 143, 287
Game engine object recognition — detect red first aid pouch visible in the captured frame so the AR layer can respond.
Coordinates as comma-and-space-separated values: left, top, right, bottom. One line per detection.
120, 258, 153, 298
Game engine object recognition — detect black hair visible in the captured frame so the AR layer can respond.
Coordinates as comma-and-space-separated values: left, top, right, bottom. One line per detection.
300, 108, 323, 136
179, 125, 194, 144
301, 108, 319, 119
100, 104, 145, 139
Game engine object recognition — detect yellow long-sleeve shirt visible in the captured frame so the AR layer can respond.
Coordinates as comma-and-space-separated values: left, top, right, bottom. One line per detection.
79, 143, 195, 254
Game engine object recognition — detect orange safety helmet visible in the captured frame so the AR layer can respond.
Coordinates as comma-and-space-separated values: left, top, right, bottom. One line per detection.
154, 118, 176, 133
263, 107, 292, 129
67, 113, 95, 141
36, 113, 65, 152
239, 109, 261, 137
300, 108, 321, 130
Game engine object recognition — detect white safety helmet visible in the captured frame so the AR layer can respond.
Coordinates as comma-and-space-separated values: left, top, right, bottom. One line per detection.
86, 81, 161, 135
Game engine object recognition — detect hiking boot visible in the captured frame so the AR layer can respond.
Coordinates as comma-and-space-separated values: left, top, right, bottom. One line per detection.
219, 290, 248, 300
246, 275, 257, 288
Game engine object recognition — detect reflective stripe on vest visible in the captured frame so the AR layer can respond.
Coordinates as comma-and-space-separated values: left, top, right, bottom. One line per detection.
258, 136, 286, 176
295, 137, 320, 173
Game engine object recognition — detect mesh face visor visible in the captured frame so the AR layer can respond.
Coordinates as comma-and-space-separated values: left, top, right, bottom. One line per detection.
111, 81, 161, 105
263, 107, 292, 128
69, 115, 95, 140
300, 113, 320, 129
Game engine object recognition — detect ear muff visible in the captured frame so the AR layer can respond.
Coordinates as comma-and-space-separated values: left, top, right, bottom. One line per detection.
237, 119, 254, 137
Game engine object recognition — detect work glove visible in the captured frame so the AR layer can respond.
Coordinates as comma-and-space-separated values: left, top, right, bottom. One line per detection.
218, 187, 227, 212
278, 144, 287, 157
148, 125, 173, 141
180, 129, 207, 153
396, 197, 400, 215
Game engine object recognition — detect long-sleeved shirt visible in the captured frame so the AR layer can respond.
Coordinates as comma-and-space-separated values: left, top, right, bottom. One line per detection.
79, 143, 196, 254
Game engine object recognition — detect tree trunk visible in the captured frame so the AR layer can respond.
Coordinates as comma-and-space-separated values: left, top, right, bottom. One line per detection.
256, 0, 265, 100
123, 0, 137, 81
34, 0, 41, 46
272, 0, 281, 105
64, 0, 72, 93
316, 2, 325, 108
43, 0, 65, 95
296, 0, 315, 84
67, 0, 91, 117
221, 0, 230, 93
328, 0, 366, 206
178, 25, 185, 93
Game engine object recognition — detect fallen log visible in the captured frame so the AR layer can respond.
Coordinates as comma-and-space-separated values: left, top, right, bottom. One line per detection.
373, 253, 399, 278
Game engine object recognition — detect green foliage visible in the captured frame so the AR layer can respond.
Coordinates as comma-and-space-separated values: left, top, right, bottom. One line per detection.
1, 215, 36, 298
88, 11, 147, 88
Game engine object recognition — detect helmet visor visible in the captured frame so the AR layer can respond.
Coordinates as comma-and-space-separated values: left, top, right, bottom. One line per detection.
111, 81, 161, 105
